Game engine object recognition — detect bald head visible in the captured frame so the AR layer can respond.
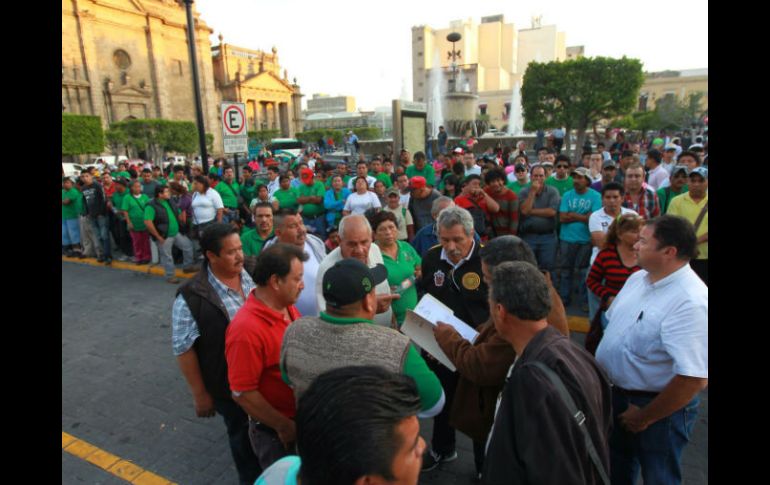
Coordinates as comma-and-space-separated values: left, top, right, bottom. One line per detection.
338, 215, 373, 263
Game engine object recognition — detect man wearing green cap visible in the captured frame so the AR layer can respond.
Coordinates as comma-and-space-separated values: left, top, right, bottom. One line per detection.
280, 257, 445, 417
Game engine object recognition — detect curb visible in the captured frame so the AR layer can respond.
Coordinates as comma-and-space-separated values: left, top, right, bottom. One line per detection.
61, 256, 196, 280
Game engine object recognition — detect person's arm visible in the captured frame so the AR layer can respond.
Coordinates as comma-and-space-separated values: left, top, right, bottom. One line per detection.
143, 207, 165, 244
215, 207, 223, 222
123, 211, 133, 230
619, 375, 707, 433
544, 272, 569, 336
176, 350, 216, 417
519, 187, 537, 216
402, 345, 445, 418
586, 253, 613, 305
232, 391, 296, 448
697, 232, 708, 244
590, 231, 606, 249
434, 323, 515, 386
481, 190, 500, 213
508, 196, 519, 235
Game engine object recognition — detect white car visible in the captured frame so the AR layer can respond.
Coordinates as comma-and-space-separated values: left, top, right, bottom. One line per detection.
62, 163, 85, 178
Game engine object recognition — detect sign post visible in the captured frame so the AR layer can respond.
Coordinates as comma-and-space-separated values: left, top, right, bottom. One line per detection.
222, 102, 248, 179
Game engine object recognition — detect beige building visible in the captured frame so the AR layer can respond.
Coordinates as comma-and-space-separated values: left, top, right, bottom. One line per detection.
306, 94, 356, 115
412, 15, 573, 130
62, 0, 222, 151
639, 69, 708, 113
212, 41, 303, 138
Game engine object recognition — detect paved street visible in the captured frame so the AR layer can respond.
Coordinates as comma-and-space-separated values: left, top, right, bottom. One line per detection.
62, 261, 707, 484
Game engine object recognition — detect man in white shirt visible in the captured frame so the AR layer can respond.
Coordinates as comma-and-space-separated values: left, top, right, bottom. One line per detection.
266, 166, 281, 198
347, 161, 377, 190
463, 153, 481, 177
645, 149, 669, 191
262, 208, 326, 317
596, 214, 707, 485
315, 214, 397, 327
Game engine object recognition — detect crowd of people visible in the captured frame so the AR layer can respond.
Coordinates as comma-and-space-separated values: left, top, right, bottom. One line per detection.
63, 132, 708, 485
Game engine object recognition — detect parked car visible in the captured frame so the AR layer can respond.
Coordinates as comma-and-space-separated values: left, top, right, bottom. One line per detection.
62, 163, 85, 178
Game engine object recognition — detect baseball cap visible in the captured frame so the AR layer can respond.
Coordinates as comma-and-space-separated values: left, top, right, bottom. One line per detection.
410, 176, 426, 190
453, 147, 464, 154
114, 177, 129, 186
602, 160, 617, 169
652, 138, 664, 147
541, 161, 554, 167
386, 186, 400, 197
300, 168, 314, 183
664, 144, 678, 152
689, 166, 708, 179
322, 259, 388, 309
671, 165, 689, 176
514, 163, 527, 172
572, 167, 591, 179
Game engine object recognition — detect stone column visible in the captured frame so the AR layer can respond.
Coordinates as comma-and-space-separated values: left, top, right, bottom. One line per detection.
145, 16, 169, 119
75, 9, 106, 125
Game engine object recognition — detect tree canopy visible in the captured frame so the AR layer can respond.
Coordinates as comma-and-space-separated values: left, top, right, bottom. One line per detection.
62, 114, 105, 156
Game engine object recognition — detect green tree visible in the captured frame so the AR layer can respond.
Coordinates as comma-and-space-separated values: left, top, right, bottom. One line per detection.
655, 92, 705, 131
522, 56, 644, 157
109, 119, 199, 162
105, 126, 128, 158
62, 114, 105, 157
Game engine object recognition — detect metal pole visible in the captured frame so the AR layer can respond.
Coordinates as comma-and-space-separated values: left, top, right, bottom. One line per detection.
183, 0, 209, 173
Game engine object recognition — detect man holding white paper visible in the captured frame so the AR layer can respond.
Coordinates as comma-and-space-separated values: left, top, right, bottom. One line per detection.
417, 206, 489, 472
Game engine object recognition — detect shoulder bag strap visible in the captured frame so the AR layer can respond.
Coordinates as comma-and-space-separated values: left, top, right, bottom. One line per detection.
692, 201, 708, 233
528, 361, 610, 485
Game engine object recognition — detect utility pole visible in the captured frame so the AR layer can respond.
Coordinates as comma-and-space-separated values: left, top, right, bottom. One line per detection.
183, 0, 209, 173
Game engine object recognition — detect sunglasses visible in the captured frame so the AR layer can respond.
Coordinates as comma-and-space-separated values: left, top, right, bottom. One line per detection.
515, 168, 526, 172
556, 165, 569, 169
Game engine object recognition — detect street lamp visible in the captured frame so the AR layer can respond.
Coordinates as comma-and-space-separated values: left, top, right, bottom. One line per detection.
182, 0, 209, 173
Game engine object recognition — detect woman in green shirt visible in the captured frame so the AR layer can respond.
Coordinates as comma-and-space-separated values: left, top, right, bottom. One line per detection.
62, 177, 85, 257
368, 211, 422, 327
271, 174, 300, 211
121, 180, 152, 264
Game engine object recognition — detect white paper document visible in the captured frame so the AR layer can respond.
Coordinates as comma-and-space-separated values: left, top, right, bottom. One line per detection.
400, 294, 480, 372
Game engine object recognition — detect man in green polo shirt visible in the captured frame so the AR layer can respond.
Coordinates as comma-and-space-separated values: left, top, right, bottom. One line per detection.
545, 155, 574, 196
280, 258, 445, 418
122, 180, 152, 264
241, 202, 274, 257
370, 158, 393, 188
271, 175, 300, 212
297, 168, 327, 239
215, 166, 242, 224
406, 151, 436, 187
144, 186, 197, 283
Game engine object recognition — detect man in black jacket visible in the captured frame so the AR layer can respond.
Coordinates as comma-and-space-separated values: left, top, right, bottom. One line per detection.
144, 186, 196, 283
483, 261, 612, 485
171, 223, 261, 484
80, 171, 113, 265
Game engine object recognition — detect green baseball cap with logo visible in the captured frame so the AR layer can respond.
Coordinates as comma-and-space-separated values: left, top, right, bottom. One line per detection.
322, 259, 388, 309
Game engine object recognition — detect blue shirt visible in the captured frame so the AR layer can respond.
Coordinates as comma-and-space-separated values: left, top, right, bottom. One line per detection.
171, 267, 255, 356
558, 188, 602, 244
255, 455, 300, 485
410, 222, 481, 259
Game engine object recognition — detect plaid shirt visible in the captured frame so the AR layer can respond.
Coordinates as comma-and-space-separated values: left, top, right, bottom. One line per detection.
622, 185, 660, 220
171, 267, 255, 356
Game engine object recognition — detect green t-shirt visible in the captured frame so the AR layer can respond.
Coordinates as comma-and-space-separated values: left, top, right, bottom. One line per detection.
374, 172, 393, 188
112, 171, 131, 180
658, 184, 689, 214
297, 181, 326, 217
241, 227, 273, 257
293, 312, 442, 412
506, 180, 531, 195
406, 165, 437, 186
156, 177, 168, 186
121, 193, 150, 231
272, 188, 299, 210
240, 179, 262, 207
111, 191, 128, 215
380, 241, 422, 326
215, 180, 241, 208
61, 188, 82, 220
546, 176, 574, 196
144, 199, 178, 237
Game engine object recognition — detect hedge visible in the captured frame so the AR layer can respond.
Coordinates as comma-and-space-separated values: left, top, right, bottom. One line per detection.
62, 114, 105, 155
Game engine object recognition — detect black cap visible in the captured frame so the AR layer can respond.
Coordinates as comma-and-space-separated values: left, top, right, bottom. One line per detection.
322, 259, 388, 308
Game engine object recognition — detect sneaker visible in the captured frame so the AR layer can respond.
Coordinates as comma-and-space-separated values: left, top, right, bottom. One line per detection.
421, 449, 458, 472
64, 249, 75, 258
97, 256, 105, 263
104, 258, 112, 266
182, 264, 199, 274
166, 277, 180, 284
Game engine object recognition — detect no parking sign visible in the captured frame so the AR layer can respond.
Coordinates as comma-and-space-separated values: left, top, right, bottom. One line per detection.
221, 103, 248, 154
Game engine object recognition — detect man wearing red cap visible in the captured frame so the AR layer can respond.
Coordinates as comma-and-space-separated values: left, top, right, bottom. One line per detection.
297, 168, 327, 239
408, 176, 442, 233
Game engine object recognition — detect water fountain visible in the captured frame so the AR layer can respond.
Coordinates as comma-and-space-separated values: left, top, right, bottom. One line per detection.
442, 32, 487, 138
427, 49, 444, 139
506, 80, 523, 136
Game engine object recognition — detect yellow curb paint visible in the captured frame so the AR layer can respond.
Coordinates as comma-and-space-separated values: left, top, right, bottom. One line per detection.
62, 256, 196, 279
62, 432, 177, 485
568, 315, 590, 333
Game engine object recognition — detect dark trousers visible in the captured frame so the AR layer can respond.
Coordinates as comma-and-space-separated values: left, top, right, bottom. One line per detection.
473, 440, 486, 475
691, 259, 708, 286
113, 217, 134, 256
248, 419, 291, 470
213, 398, 262, 485
424, 353, 458, 455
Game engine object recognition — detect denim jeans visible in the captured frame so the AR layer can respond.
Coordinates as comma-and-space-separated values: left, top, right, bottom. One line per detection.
213, 398, 262, 485
587, 286, 601, 321
556, 240, 592, 305
222, 208, 240, 225
302, 214, 327, 240
610, 388, 700, 485
88, 215, 112, 259
62, 219, 81, 245
159, 234, 193, 277
521, 233, 557, 273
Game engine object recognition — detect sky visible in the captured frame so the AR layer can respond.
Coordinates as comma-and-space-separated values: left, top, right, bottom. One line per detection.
195, 0, 707, 112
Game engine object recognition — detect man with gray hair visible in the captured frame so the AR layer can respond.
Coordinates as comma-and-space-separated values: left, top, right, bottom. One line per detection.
483, 261, 612, 484
315, 214, 398, 327
430, 235, 569, 477
418, 205, 489, 471
411, 196, 481, 258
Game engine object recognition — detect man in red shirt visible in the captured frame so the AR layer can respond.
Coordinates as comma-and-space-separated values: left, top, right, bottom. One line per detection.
454, 174, 500, 240
483, 168, 519, 236
225, 243, 309, 472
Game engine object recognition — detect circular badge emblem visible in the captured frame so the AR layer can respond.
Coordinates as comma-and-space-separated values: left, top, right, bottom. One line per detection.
462, 272, 481, 291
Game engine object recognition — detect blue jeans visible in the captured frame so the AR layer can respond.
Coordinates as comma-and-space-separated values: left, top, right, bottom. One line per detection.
88, 215, 112, 259
521, 233, 557, 273
587, 286, 601, 321
556, 240, 591, 305
222, 208, 239, 225
159, 235, 194, 277
62, 219, 81, 245
610, 388, 700, 485
214, 398, 262, 485
303, 214, 327, 240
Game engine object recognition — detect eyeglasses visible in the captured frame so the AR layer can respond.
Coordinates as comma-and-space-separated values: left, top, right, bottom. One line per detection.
556, 165, 569, 169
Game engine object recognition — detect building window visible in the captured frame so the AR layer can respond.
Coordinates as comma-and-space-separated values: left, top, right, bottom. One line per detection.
417, 36, 423, 41
418, 52, 423, 57
113, 49, 131, 70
